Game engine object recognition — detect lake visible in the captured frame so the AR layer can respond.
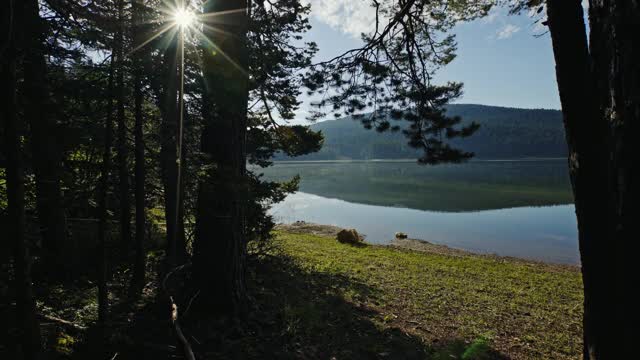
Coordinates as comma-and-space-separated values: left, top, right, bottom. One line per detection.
258, 160, 579, 264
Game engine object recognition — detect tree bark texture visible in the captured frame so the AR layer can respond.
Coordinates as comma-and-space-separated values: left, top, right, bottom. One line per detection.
192, 0, 249, 314
96, 53, 117, 327
2, 1, 42, 357
586, 0, 636, 356
23, 0, 68, 277
546, 0, 636, 358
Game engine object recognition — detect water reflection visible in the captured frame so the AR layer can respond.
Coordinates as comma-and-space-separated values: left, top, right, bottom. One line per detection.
258, 160, 573, 212
260, 160, 578, 264
271, 192, 579, 264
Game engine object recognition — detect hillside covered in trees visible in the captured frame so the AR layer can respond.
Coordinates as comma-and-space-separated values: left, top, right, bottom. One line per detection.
276, 104, 566, 160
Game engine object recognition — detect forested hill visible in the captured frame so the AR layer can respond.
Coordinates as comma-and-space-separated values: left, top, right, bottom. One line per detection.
277, 104, 567, 160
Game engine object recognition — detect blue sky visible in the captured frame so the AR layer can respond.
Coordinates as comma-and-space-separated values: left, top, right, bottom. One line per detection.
299, 1, 562, 120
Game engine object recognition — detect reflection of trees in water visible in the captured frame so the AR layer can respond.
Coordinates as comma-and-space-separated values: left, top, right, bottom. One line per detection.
270, 201, 296, 223
260, 161, 573, 212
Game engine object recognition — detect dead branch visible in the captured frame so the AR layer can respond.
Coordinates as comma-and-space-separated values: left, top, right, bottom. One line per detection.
38, 313, 87, 331
162, 263, 196, 360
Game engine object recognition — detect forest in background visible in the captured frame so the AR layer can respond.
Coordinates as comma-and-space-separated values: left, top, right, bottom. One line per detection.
276, 104, 567, 160
1, 0, 635, 359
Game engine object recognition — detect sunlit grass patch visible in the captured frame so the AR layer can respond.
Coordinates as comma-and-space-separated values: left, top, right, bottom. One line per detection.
274, 230, 583, 359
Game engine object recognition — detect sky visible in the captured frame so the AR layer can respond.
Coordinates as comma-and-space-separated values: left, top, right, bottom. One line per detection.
298, 1, 562, 121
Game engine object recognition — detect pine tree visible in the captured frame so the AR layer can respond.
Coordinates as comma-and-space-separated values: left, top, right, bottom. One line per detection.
96, 45, 117, 331
2, 1, 42, 357
541, 0, 635, 357
190, 0, 323, 315
192, 0, 251, 314
24, 0, 69, 278
158, 23, 187, 266
115, 0, 132, 252
304, 0, 491, 164
130, 0, 148, 294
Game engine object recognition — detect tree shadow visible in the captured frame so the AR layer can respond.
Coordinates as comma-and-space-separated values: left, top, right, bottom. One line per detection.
109, 252, 509, 359
66, 252, 168, 360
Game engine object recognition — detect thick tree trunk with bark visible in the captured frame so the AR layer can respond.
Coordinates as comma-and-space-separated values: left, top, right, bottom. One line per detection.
96, 53, 117, 327
116, 0, 132, 251
2, 2, 42, 357
130, 0, 146, 293
23, 0, 68, 278
586, 0, 636, 356
160, 41, 187, 266
546, 0, 635, 358
192, 0, 249, 315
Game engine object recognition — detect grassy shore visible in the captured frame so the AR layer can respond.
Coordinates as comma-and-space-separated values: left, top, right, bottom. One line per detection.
272, 230, 583, 359
15, 228, 582, 359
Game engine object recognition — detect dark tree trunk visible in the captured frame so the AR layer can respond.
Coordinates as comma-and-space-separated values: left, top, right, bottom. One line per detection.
96, 52, 117, 327
160, 39, 187, 266
586, 0, 636, 356
130, 0, 146, 294
546, 0, 634, 358
2, 2, 42, 358
192, 0, 249, 315
23, 0, 68, 278
116, 0, 132, 252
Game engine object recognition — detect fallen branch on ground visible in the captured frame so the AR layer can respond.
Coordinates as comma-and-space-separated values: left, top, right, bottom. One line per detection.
162, 263, 196, 360
38, 313, 87, 330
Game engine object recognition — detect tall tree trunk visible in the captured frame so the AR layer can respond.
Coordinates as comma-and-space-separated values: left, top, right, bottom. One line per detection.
546, 0, 634, 358
193, 0, 249, 315
2, 2, 42, 358
586, 0, 636, 356
160, 38, 187, 266
116, 0, 132, 252
23, 0, 68, 278
96, 52, 117, 328
130, 0, 146, 293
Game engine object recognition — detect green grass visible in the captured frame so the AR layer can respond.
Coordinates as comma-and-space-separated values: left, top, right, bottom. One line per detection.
41, 230, 581, 359
272, 231, 583, 359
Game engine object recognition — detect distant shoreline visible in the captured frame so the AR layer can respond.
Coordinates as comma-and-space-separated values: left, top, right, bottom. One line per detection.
275, 221, 580, 270
269, 157, 567, 164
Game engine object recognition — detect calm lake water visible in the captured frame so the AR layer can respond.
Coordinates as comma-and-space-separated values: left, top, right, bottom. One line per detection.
259, 160, 579, 264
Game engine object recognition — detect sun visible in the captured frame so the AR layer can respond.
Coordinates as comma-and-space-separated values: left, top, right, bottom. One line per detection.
173, 8, 195, 28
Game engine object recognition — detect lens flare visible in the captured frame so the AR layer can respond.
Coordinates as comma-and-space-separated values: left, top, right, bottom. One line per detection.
173, 8, 195, 28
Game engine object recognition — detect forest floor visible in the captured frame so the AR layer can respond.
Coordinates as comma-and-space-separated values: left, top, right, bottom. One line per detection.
4, 226, 583, 359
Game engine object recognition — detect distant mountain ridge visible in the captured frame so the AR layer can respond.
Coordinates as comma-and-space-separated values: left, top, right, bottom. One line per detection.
276, 104, 567, 160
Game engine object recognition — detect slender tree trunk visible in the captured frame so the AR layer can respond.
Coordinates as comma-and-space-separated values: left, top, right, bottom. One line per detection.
115, 0, 132, 252
130, 0, 146, 293
23, 0, 68, 278
193, 0, 249, 315
2, 2, 42, 358
160, 39, 187, 266
96, 52, 117, 328
546, 0, 634, 358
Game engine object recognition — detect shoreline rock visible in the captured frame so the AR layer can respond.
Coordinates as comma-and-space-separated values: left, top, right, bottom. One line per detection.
336, 229, 364, 244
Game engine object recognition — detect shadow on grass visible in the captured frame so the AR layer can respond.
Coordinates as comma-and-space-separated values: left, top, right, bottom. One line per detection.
66, 252, 168, 360
73, 251, 509, 360
130, 253, 508, 359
